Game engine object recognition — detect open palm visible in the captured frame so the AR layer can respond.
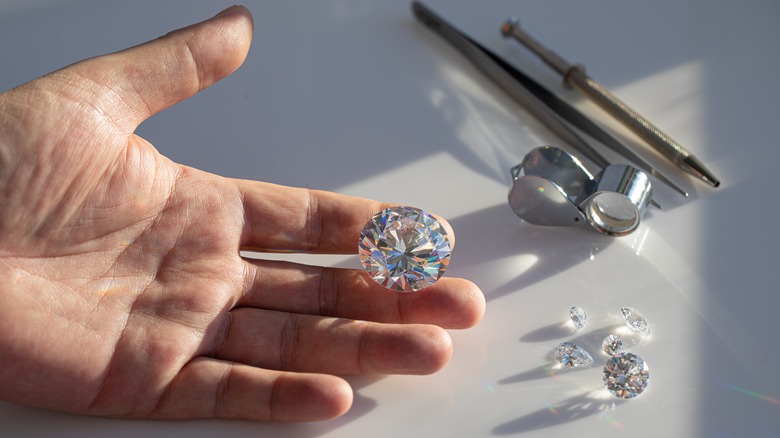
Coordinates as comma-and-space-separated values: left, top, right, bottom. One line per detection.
0, 6, 483, 422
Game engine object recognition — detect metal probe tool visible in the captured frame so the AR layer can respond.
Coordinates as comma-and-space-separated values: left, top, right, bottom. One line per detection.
501, 18, 720, 188
412, 1, 683, 203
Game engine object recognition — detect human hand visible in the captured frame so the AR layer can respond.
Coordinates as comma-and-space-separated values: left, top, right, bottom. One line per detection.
0, 6, 484, 422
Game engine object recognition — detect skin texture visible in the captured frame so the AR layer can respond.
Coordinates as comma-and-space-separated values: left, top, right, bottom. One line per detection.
0, 6, 485, 422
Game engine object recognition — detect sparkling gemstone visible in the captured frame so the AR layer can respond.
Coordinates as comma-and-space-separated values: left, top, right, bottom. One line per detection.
553, 342, 593, 367
569, 305, 587, 330
603, 352, 650, 399
621, 307, 651, 336
358, 206, 451, 292
602, 335, 624, 356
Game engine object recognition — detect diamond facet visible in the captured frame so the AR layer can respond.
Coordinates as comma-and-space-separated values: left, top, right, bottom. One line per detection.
358, 206, 451, 292
621, 307, 651, 336
569, 305, 587, 330
553, 342, 593, 367
603, 352, 650, 399
602, 335, 624, 356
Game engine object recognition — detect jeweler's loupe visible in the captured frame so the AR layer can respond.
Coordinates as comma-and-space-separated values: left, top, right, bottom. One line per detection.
508, 146, 653, 236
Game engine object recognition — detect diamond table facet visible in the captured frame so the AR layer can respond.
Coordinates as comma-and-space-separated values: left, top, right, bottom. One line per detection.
358, 206, 451, 292
603, 352, 650, 399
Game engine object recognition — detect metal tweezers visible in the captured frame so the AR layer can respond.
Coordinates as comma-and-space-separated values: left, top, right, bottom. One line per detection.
412, 1, 688, 200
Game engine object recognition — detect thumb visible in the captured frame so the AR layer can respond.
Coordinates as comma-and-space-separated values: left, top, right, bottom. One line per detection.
49, 5, 254, 133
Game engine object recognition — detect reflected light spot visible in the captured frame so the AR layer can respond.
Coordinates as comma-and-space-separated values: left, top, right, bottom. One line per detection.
720, 383, 780, 406
598, 411, 624, 428
430, 88, 446, 108
91, 279, 129, 297
544, 364, 561, 381
132, 190, 146, 209
10, 268, 23, 282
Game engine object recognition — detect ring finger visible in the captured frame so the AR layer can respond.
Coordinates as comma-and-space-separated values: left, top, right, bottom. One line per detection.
211, 307, 453, 375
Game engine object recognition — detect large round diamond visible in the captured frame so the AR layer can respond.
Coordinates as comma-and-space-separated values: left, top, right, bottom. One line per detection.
603, 352, 650, 399
358, 206, 451, 292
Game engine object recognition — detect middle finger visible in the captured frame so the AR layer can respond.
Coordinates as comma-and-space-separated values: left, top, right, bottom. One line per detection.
239, 258, 484, 329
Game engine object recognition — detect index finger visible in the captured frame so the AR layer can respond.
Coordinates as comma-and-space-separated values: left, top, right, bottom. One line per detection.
234, 179, 455, 254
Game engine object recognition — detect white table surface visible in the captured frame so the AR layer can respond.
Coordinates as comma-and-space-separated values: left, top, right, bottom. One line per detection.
1, 1, 779, 437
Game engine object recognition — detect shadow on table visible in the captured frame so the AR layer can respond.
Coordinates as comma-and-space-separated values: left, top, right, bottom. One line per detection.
499, 324, 623, 386
448, 204, 614, 302
492, 390, 625, 435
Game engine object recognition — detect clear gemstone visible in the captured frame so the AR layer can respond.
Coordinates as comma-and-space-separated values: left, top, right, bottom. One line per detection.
569, 305, 587, 330
621, 307, 651, 336
553, 342, 593, 367
603, 352, 650, 399
358, 206, 451, 292
602, 335, 624, 356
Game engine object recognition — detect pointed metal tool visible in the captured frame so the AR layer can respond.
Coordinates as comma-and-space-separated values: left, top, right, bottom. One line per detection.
411, 1, 686, 201
502, 17, 718, 189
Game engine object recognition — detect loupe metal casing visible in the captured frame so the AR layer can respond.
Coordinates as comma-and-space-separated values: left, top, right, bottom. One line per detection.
508, 146, 653, 236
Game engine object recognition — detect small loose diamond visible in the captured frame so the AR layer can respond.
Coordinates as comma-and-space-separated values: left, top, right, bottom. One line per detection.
603, 352, 650, 399
569, 306, 587, 330
358, 206, 451, 292
554, 342, 593, 367
621, 307, 651, 336
602, 335, 624, 356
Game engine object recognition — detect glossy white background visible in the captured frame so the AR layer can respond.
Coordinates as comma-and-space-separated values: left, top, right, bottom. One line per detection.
1, 1, 778, 437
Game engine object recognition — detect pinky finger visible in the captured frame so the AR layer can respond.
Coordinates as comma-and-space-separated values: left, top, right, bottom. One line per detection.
152, 358, 353, 422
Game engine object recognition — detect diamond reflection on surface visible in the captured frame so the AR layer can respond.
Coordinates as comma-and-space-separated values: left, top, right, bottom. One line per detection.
358, 206, 451, 292
569, 305, 587, 331
603, 352, 650, 399
621, 307, 651, 336
554, 342, 593, 367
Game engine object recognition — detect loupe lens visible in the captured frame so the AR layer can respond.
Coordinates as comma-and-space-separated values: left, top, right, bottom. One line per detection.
585, 192, 639, 235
